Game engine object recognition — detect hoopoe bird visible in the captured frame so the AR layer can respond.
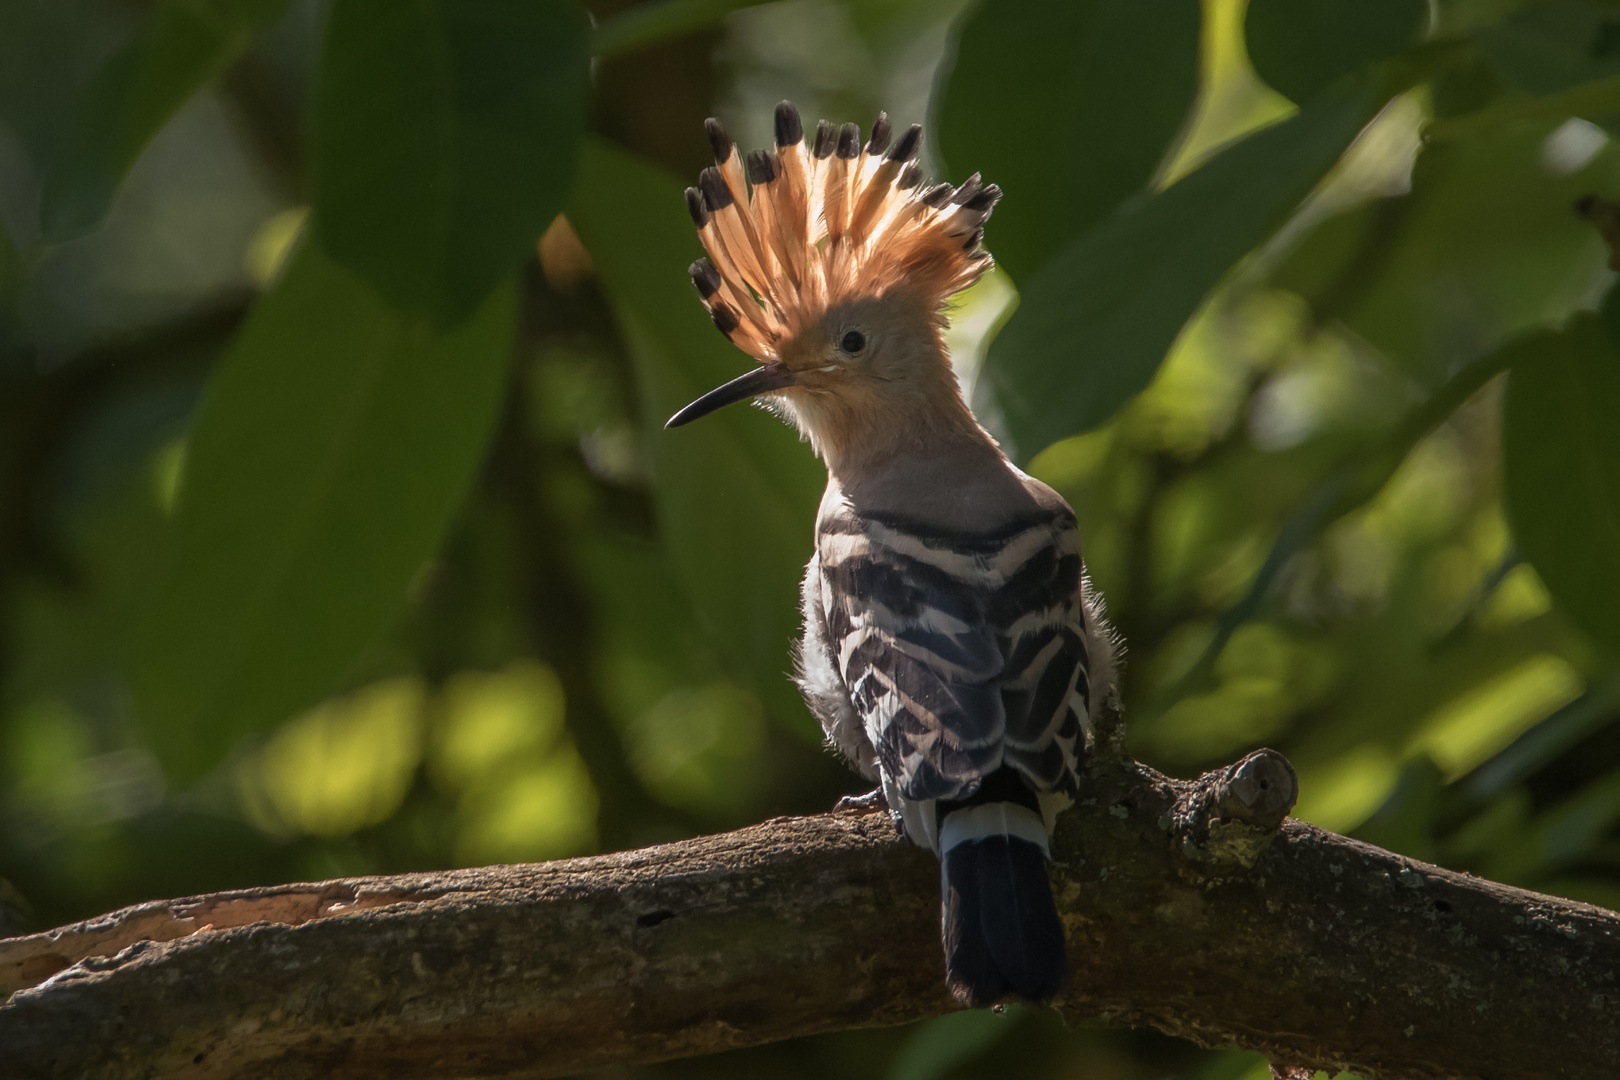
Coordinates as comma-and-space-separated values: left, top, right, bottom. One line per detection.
666, 103, 1118, 1008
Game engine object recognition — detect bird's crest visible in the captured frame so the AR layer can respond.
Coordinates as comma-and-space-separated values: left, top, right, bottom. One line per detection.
686, 102, 1000, 361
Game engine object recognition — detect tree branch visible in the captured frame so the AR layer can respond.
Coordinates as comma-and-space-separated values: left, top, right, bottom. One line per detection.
2, 750, 1616, 1080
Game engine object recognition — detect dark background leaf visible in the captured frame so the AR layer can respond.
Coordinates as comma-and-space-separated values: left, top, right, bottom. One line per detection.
312, 0, 587, 327
39, 0, 289, 241
1245, 0, 1428, 104
133, 240, 515, 782
1503, 311, 1620, 655
1481, 0, 1620, 98
935, 0, 1201, 284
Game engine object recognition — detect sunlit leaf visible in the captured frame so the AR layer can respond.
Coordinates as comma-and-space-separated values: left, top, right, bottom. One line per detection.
568, 138, 823, 737
39, 0, 289, 241
1245, 0, 1427, 105
312, 0, 588, 326
1464, 669, 1620, 803
1292, 742, 1399, 833
624, 682, 765, 816
429, 660, 597, 865
984, 79, 1383, 458
432, 661, 567, 792
1411, 653, 1583, 779
935, 0, 1201, 283
133, 240, 516, 782
453, 743, 598, 865
1273, 124, 1619, 385
240, 676, 427, 838
1502, 311, 1620, 655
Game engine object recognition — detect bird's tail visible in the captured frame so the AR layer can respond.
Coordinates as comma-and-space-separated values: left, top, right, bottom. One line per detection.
937, 769, 1067, 1008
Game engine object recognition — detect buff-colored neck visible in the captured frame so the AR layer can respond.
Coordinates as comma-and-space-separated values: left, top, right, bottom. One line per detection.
787, 338, 1004, 491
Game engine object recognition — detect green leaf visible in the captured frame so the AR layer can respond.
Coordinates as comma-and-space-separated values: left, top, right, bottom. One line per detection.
1503, 311, 1620, 656
591, 0, 760, 60
568, 138, 824, 737
39, 0, 289, 241
312, 0, 588, 328
1481, 1, 1620, 99
133, 240, 516, 782
888, 1009, 1019, 1080
935, 0, 1200, 284
1245, 0, 1427, 105
984, 79, 1384, 459
1275, 122, 1620, 386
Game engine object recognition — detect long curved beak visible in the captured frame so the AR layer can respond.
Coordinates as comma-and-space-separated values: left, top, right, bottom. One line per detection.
665, 361, 798, 428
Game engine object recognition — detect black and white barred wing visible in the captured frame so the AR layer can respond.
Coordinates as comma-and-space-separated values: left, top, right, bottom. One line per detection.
817, 512, 1091, 805
990, 525, 1092, 795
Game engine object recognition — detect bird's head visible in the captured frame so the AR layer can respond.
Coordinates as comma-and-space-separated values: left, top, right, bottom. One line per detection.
666, 103, 1000, 466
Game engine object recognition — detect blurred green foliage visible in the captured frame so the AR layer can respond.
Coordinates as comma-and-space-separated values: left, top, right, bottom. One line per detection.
41, 0, 292, 241
3, 0, 1620, 1077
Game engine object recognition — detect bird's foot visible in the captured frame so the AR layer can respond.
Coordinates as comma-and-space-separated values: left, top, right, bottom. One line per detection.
833, 788, 888, 815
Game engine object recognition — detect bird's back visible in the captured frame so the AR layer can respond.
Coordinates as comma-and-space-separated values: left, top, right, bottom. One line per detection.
800, 462, 1115, 1006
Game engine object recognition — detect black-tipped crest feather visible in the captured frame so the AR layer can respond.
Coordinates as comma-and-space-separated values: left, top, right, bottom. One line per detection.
951, 173, 982, 205
710, 301, 740, 334
964, 184, 1001, 213
812, 120, 836, 159
746, 150, 775, 185
698, 167, 733, 211
684, 187, 709, 227
865, 113, 891, 155
774, 101, 803, 146
689, 259, 721, 298
835, 122, 861, 159
703, 118, 731, 163
887, 124, 922, 163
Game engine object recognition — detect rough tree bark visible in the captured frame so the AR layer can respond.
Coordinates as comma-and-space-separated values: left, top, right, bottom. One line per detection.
1, 746, 1616, 1080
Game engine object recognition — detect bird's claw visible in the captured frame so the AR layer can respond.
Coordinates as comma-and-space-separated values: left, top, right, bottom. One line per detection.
833, 788, 889, 814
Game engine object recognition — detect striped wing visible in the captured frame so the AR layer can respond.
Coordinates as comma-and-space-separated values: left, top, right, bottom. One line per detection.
817, 509, 1091, 802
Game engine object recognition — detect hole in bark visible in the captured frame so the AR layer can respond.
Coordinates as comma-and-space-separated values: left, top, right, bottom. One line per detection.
1120, 798, 1137, 811
1433, 899, 1452, 913
637, 910, 675, 928
193, 1054, 204, 1064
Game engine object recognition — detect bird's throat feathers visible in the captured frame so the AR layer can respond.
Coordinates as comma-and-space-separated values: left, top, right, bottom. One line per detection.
767, 318, 993, 479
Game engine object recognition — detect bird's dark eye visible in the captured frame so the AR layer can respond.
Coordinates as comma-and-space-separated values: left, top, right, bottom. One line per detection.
841, 330, 867, 354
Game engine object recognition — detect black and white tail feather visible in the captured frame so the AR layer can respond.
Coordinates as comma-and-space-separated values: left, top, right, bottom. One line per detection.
799, 497, 1117, 1006
937, 770, 1067, 1006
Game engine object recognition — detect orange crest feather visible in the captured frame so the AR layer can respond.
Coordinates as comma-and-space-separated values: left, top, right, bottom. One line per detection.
685, 103, 1000, 361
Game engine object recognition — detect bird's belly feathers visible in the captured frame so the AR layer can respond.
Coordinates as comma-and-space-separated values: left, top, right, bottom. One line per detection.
796, 551, 877, 780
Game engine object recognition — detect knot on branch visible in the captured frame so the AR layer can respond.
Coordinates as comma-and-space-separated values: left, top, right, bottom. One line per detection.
1170, 748, 1298, 870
